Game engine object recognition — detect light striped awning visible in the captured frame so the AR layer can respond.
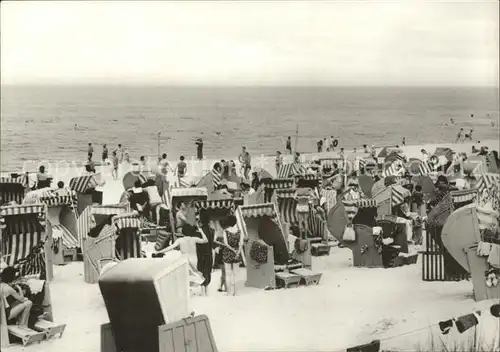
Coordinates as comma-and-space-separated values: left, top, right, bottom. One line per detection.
112, 212, 142, 231
40, 193, 77, 207
170, 187, 208, 198
342, 199, 358, 222
239, 203, 277, 218
277, 197, 298, 224
391, 185, 410, 206
355, 199, 378, 208
277, 163, 306, 179
476, 173, 500, 194
320, 188, 337, 211
263, 178, 294, 189
0, 204, 46, 217
296, 174, 320, 181
195, 199, 234, 211
0, 174, 29, 186
450, 189, 478, 204
382, 160, 406, 178
91, 204, 128, 215
69, 174, 99, 193
275, 189, 296, 199
51, 223, 78, 248
22, 188, 54, 204
211, 170, 222, 190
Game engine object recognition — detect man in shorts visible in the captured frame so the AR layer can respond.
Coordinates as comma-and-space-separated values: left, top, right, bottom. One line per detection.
175, 156, 188, 187
238, 146, 251, 179
285, 136, 292, 154
88, 143, 94, 160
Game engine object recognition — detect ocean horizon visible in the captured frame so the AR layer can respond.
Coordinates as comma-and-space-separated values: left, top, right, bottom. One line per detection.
1, 85, 498, 171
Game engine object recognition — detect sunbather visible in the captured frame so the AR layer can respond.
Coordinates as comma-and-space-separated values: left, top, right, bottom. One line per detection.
0, 267, 33, 328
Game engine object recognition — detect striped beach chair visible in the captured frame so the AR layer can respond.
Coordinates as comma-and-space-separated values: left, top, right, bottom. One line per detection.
262, 178, 294, 203
0, 174, 29, 205
39, 192, 79, 265
112, 212, 143, 260
0, 203, 50, 279
81, 204, 129, 284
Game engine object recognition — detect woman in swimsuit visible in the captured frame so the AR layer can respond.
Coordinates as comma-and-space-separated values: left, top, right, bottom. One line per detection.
0, 267, 33, 328
216, 215, 243, 296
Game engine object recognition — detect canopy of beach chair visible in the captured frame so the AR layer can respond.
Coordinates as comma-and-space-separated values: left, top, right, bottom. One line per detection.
0, 203, 47, 277
236, 203, 289, 265
122, 171, 157, 191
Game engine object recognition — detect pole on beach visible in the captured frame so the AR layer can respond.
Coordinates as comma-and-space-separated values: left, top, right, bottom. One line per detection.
294, 124, 299, 154
157, 132, 161, 161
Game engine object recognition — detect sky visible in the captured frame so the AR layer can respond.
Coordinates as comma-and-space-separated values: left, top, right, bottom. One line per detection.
1, 1, 498, 86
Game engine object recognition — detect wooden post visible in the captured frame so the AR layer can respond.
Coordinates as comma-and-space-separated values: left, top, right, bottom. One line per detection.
294, 124, 299, 154
157, 132, 161, 161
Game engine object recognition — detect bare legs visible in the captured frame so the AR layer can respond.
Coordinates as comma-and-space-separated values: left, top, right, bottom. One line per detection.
9, 300, 33, 328
219, 264, 227, 292
224, 263, 237, 296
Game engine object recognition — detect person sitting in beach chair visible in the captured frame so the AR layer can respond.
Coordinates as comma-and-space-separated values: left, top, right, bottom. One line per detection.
0, 267, 34, 329
129, 180, 150, 216
35, 166, 52, 190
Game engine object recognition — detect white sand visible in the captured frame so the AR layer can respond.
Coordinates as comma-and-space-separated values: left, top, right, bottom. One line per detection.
7, 248, 499, 352
3, 139, 500, 351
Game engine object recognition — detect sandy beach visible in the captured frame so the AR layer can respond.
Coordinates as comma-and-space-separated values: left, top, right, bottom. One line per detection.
2, 139, 499, 351
6, 247, 499, 352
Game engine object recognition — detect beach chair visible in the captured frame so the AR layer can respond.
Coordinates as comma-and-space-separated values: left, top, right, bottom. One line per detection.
236, 203, 322, 289
69, 174, 103, 215
422, 188, 479, 281
39, 193, 79, 265
0, 173, 30, 205
441, 204, 500, 301
98, 257, 219, 352
80, 204, 129, 283
275, 188, 332, 256
0, 203, 65, 347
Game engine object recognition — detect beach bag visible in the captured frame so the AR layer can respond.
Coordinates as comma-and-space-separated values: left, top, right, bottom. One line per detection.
294, 238, 309, 254
250, 240, 268, 264
145, 186, 162, 206
342, 224, 356, 242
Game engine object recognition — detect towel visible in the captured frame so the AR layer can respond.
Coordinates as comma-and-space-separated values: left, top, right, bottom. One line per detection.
455, 313, 479, 333
52, 227, 64, 240
288, 234, 299, 254
487, 244, 500, 268
372, 226, 382, 236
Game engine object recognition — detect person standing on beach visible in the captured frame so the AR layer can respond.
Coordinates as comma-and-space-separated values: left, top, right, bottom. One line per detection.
116, 144, 124, 163
326, 136, 331, 152
455, 128, 464, 143
317, 140, 323, 153
402, 137, 406, 146
238, 146, 251, 179
102, 144, 108, 164
158, 153, 174, 177
196, 137, 204, 160
275, 151, 283, 174
285, 136, 292, 154
330, 136, 336, 151
175, 156, 187, 187
464, 129, 473, 141
111, 151, 119, 180
216, 215, 243, 296
88, 143, 94, 161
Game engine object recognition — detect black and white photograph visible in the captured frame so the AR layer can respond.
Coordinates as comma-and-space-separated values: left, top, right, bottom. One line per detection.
0, 1, 499, 351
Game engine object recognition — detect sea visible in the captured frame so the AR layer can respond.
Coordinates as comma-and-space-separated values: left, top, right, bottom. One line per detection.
1, 85, 498, 172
